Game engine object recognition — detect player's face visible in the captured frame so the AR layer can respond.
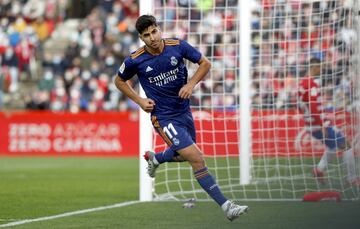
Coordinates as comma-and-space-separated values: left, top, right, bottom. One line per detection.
140, 25, 162, 50
311, 65, 321, 76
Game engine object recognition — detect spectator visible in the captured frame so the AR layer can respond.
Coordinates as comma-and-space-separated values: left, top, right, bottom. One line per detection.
1, 47, 19, 92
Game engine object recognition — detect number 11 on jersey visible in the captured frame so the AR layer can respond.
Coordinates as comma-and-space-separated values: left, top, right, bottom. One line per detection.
163, 123, 178, 139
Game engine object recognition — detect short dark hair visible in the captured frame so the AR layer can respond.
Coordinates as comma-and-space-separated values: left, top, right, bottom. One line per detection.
135, 15, 158, 34
310, 57, 321, 66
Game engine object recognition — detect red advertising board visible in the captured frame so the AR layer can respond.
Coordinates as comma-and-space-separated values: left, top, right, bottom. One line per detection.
0, 110, 355, 157
155, 109, 355, 157
0, 111, 139, 156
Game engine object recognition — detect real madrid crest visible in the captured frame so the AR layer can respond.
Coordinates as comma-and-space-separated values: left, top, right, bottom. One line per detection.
173, 137, 180, 146
170, 56, 178, 66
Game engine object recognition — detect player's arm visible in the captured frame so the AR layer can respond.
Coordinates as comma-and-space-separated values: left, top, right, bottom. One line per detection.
114, 77, 155, 113
178, 55, 211, 99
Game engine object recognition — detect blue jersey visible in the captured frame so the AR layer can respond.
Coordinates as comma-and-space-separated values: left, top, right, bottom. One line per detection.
117, 38, 201, 118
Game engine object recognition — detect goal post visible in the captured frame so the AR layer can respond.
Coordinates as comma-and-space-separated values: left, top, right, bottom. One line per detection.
139, 0, 154, 202
139, 0, 360, 201
239, 0, 252, 186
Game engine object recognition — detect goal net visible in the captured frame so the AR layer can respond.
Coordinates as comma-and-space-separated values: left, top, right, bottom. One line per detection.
143, 0, 360, 201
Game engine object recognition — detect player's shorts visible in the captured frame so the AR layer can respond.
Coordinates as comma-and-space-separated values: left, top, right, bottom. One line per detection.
311, 126, 346, 150
151, 111, 196, 151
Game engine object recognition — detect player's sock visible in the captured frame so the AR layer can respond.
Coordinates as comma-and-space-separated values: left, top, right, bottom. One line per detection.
194, 167, 227, 206
317, 148, 336, 171
342, 148, 356, 181
154, 148, 178, 164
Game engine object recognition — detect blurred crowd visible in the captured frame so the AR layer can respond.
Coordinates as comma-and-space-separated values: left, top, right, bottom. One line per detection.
0, 0, 68, 108
0, 0, 358, 112
1, 0, 140, 112
24, 0, 140, 112
250, 0, 357, 110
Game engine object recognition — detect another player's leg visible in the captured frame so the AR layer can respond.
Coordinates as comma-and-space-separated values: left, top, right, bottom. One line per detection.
313, 148, 336, 184
342, 147, 360, 185
178, 144, 249, 221
323, 127, 359, 185
337, 141, 360, 185
311, 129, 336, 184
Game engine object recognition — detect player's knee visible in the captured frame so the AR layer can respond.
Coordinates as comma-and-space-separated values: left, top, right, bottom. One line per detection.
173, 155, 186, 162
189, 158, 206, 171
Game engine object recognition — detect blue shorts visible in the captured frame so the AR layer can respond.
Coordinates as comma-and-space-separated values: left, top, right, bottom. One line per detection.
311, 126, 346, 150
151, 111, 196, 151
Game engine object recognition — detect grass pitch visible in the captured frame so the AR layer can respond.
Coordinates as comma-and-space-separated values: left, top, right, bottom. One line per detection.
0, 157, 360, 228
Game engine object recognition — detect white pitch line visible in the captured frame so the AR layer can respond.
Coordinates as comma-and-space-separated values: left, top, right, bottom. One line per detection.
0, 200, 141, 228
0, 220, 22, 222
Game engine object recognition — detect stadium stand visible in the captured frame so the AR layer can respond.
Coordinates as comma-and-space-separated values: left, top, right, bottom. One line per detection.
0, 0, 139, 111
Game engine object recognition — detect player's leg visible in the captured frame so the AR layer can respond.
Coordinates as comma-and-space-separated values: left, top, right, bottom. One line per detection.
148, 114, 248, 220
177, 144, 223, 204
174, 114, 233, 209
150, 115, 186, 162
153, 148, 186, 163
177, 144, 248, 221
144, 116, 187, 177
313, 129, 337, 172
326, 127, 360, 184
341, 144, 359, 185
311, 129, 336, 183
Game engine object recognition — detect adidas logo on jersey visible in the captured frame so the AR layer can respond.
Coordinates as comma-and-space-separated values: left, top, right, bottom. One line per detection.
146, 66, 153, 72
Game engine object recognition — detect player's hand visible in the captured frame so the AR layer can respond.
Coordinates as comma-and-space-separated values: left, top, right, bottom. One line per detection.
179, 83, 194, 99
139, 98, 155, 113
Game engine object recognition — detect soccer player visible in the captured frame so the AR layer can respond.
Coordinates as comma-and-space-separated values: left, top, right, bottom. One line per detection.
114, 14, 248, 221
298, 57, 359, 185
